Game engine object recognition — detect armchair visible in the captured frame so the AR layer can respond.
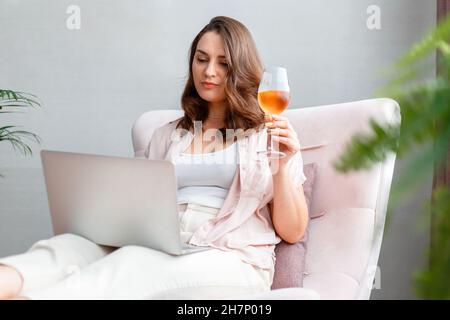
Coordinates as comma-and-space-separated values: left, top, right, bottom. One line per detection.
132, 98, 400, 300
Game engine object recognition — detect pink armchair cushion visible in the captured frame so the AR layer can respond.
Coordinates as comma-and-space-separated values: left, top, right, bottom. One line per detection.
271, 162, 317, 289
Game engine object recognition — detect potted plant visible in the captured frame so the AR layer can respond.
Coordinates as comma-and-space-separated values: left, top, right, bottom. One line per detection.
0, 89, 42, 178
333, 15, 450, 299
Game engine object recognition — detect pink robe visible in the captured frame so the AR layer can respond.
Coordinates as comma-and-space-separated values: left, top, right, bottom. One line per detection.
145, 118, 306, 278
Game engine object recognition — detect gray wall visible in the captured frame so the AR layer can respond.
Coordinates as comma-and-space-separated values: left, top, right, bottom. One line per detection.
0, 0, 436, 299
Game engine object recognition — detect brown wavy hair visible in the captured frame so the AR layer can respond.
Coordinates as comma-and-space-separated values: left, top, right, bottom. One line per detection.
177, 16, 265, 141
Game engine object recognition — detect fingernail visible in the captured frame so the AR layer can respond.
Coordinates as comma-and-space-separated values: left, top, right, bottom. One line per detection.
265, 122, 273, 127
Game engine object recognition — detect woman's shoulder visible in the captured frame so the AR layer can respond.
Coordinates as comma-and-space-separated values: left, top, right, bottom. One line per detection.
154, 116, 184, 136
146, 117, 184, 159
168, 116, 184, 126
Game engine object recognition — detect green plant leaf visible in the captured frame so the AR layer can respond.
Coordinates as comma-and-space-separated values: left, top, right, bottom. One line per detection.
335, 14, 450, 298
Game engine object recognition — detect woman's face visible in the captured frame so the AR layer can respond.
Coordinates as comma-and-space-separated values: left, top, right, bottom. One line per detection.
192, 31, 228, 105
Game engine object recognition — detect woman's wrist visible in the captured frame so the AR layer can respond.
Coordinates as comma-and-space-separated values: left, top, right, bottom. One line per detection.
271, 163, 289, 178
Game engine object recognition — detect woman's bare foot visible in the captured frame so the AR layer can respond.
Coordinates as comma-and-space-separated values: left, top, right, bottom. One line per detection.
0, 265, 24, 300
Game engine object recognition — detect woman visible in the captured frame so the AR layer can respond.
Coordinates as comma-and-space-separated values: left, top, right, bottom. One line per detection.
0, 16, 308, 300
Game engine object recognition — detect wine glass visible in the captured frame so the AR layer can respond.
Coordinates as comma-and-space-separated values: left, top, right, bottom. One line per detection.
257, 66, 291, 159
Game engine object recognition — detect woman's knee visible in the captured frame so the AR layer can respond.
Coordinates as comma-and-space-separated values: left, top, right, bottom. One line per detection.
27, 233, 114, 269
37, 233, 112, 253
41, 233, 99, 246
29, 233, 90, 250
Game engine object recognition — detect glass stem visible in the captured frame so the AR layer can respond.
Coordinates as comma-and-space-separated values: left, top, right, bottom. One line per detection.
267, 127, 274, 153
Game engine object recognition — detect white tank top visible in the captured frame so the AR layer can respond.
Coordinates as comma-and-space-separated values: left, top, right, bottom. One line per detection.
173, 141, 238, 209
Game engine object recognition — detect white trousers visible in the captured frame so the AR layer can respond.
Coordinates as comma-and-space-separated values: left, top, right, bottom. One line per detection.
0, 203, 271, 300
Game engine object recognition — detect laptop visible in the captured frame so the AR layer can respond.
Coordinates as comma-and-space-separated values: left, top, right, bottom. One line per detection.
40, 149, 210, 255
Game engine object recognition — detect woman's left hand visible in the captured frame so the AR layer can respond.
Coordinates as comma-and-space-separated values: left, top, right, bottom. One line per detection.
265, 114, 301, 169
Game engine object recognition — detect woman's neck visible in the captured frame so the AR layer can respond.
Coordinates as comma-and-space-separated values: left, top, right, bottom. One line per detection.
205, 102, 227, 129
204, 116, 224, 126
